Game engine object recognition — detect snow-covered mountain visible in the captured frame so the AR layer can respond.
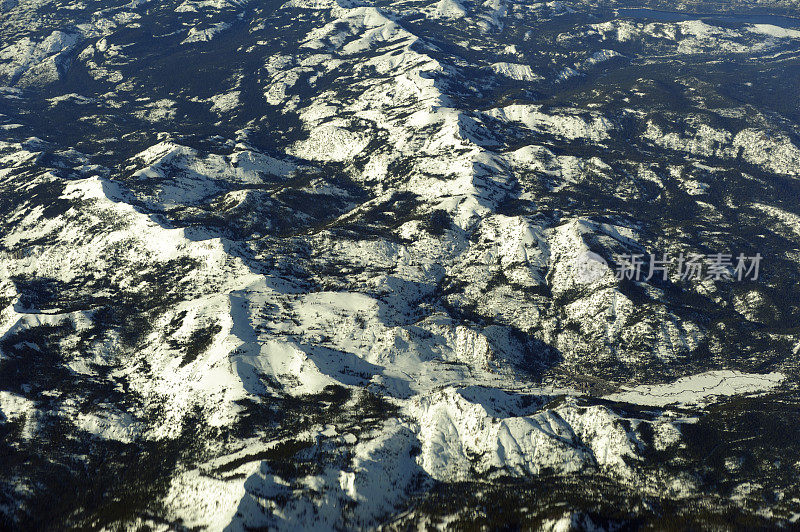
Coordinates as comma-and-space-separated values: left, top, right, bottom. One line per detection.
1, 0, 800, 528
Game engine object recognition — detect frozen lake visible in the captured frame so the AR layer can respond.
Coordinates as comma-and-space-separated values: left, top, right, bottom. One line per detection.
617, 7, 800, 28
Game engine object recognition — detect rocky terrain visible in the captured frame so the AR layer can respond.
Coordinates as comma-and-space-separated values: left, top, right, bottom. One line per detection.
1, 0, 800, 529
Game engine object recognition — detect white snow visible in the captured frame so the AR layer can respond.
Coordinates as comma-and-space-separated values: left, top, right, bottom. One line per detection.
433, 0, 466, 19
209, 91, 241, 113
487, 105, 613, 141
182, 22, 232, 44
747, 24, 800, 39
606, 371, 785, 407
409, 388, 640, 481
490, 62, 542, 81
0, 31, 80, 87
288, 124, 371, 162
